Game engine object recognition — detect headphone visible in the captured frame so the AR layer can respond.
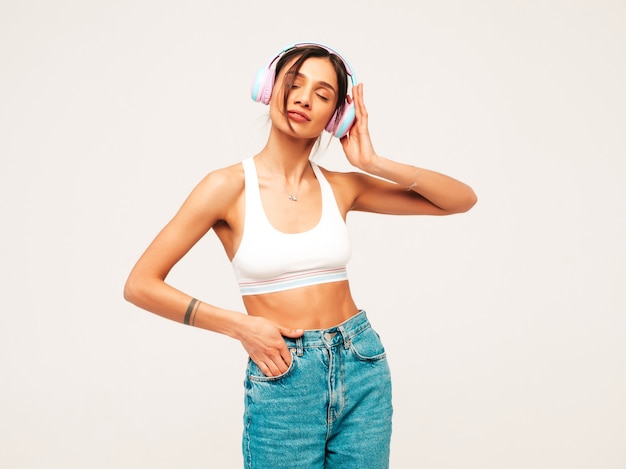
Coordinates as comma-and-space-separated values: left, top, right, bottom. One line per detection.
250, 42, 358, 138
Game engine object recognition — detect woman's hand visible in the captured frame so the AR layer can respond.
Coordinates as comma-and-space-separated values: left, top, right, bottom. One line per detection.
340, 83, 379, 171
238, 315, 304, 377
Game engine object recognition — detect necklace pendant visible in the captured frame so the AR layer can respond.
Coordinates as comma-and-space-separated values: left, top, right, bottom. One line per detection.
288, 194, 298, 202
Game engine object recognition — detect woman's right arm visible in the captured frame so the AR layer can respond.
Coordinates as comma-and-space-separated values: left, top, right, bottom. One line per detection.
123, 167, 301, 376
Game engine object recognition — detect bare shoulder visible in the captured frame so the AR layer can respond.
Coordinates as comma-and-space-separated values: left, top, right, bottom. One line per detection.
166, 161, 245, 232
315, 164, 364, 214
192, 162, 244, 206
199, 161, 243, 191
319, 166, 365, 190
318, 166, 366, 183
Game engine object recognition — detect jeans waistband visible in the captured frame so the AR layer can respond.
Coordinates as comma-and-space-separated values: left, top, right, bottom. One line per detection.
284, 310, 370, 351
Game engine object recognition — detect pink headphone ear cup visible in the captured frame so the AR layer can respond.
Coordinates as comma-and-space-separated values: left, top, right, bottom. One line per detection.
260, 72, 275, 105
326, 101, 356, 138
251, 68, 275, 104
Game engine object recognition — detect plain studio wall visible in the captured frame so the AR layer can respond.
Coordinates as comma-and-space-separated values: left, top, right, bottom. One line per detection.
1, 1, 624, 467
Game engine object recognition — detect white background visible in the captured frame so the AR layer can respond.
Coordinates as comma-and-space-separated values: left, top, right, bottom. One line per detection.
1, 1, 624, 467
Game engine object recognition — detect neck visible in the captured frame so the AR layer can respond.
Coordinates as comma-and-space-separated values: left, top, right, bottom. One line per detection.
257, 129, 317, 181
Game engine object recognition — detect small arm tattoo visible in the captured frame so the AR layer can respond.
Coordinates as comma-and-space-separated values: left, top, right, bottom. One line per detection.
183, 298, 199, 325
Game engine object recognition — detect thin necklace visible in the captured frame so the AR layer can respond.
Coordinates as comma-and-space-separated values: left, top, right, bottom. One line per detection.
261, 159, 306, 202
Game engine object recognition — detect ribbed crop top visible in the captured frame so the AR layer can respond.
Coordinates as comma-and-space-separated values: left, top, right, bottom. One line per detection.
231, 157, 352, 296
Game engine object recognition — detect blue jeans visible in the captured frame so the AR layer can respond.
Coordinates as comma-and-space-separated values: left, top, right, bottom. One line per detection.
242, 310, 393, 468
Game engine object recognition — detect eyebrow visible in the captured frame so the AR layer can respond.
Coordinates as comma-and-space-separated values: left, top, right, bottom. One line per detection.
316, 80, 337, 95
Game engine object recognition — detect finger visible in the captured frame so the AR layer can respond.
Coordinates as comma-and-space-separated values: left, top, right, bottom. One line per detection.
279, 326, 304, 338
261, 359, 281, 377
253, 359, 271, 377
351, 85, 362, 119
266, 351, 291, 376
356, 84, 368, 123
352, 83, 360, 104
279, 347, 294, 369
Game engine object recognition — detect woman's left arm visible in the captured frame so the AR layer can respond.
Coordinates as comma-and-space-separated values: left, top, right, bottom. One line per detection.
340, 83, 477, 215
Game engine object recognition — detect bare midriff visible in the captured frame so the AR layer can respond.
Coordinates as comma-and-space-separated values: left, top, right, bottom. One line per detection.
242, 280, 360, 330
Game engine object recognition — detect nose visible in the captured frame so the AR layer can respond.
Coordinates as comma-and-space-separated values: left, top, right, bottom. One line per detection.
293, 87, 311, 108
294, 97, 311, 108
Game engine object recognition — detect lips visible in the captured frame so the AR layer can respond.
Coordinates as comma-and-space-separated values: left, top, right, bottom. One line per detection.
287, 110, 310, 122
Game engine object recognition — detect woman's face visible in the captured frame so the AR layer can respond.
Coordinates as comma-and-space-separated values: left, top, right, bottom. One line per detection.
269, 56, 339, 139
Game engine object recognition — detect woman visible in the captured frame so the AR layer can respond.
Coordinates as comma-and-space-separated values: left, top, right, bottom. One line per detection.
124, 42, 477, 468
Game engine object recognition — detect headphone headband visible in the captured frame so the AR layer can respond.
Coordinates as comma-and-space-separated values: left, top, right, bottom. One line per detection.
267, 42, 358, 84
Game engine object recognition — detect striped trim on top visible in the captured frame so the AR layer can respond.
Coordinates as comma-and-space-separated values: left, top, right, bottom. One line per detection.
238, 267, 348, 296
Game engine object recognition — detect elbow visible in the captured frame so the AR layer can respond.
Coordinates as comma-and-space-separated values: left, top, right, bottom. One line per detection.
448, 189, 478, 214
462, 190, 478, 213
123, 270, 165, 309
123, 279, 135, 305
123, 274, 143, 306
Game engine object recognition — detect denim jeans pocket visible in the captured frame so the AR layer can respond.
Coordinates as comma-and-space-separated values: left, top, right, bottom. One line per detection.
349, 326, 387, 361
246, 353, 297, 383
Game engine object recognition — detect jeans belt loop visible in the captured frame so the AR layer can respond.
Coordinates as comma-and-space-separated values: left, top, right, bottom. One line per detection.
338, 326, 351, 349
295, 336, 304, 356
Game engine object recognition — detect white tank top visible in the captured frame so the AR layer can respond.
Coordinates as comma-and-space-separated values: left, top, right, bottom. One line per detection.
231, 157, 351, 296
